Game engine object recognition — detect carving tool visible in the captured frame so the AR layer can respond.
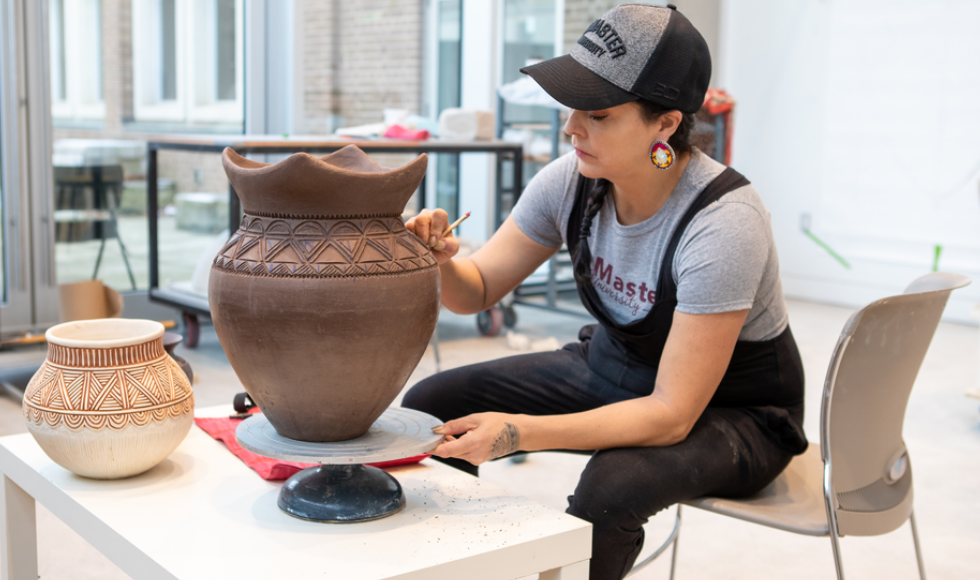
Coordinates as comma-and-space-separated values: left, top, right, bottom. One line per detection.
442, 212, 471, 237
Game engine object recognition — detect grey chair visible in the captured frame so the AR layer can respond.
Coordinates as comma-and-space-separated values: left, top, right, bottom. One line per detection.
630, 272, 972, 580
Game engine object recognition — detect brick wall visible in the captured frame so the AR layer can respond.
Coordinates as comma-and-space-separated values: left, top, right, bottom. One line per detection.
300, 0, 424, 132
299, 0, 337, 135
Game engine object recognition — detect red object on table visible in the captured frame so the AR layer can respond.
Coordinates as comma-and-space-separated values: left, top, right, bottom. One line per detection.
194, 410, 430, 481
383, 124, 430, 140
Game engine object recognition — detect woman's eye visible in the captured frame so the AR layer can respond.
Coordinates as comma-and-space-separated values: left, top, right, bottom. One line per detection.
588, 114, 607, 121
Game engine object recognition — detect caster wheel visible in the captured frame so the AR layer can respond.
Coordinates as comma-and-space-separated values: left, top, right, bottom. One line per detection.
502, 305, 518, 329
477, 307, 505, 337
183, 312, 201, 348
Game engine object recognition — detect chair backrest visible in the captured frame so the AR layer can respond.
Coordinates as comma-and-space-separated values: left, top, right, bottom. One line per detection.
819, 272, 970, 536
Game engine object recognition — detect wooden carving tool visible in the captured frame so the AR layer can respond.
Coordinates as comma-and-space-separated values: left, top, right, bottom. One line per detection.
442, 211, 471, 237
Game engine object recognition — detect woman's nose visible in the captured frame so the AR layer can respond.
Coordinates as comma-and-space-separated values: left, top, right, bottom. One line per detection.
564, 110, 585, 138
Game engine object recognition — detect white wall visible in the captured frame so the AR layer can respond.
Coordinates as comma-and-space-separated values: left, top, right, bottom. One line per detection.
722, 0, 980, 323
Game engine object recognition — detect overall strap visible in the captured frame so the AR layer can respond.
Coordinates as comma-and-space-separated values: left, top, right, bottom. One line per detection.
566, 174, 609, 325
652, 167, 751, 312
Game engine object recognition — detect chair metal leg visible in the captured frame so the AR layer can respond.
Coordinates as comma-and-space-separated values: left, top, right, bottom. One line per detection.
669, 504, 682, 580
93, 238, 107, 280
115, 234, 137, 290
909, 510, 927, 580
626, 503, 682, 578
107, 190, 138, 290
829, 524, 845, 580
823, 462, 845, 580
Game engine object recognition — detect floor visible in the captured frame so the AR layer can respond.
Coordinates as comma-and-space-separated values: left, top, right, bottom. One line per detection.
0, 298, 978, 579
55, 215, 220, 291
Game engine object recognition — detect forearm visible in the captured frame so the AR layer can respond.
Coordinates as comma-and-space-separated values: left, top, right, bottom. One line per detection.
518, 396, 693, 452
438, 258, 490, 314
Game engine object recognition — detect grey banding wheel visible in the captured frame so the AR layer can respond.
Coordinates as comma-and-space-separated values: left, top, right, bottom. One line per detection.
236, 407, 445, 523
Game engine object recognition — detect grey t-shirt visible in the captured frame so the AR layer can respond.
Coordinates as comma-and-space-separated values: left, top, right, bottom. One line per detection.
510, 148, 788, 341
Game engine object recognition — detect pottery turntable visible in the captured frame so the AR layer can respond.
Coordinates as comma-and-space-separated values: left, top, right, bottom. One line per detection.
236, 407, 444, 523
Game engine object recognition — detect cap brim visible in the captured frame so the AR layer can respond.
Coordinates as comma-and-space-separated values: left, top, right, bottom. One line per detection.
520, 54, 639, 111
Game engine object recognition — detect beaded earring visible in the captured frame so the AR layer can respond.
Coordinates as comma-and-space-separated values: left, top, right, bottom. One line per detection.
649, 140, 675, 170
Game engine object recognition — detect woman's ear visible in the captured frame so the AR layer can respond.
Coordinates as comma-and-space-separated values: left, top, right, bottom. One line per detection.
657, 110, 684, 139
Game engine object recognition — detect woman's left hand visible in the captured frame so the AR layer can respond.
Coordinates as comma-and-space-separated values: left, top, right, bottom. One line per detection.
430, 413, 524, 466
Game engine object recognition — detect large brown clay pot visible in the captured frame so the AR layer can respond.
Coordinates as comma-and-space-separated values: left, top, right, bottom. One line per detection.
210, 146, 439, 442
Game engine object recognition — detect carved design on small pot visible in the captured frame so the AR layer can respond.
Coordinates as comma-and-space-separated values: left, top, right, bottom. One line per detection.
23, 319, 195, 479
213, 215, 437, 278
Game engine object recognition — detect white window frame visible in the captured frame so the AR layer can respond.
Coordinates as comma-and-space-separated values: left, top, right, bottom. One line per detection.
132, 0, 244, 125
49, 0, 105, 122
2, 0, 60, 331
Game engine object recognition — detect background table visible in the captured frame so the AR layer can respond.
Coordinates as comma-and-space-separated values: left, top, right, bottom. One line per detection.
1, 405, 590, 580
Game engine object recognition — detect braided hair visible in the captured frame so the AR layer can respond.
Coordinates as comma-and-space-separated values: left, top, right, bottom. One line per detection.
573, 99, 696, 283
579, 178, 610, 240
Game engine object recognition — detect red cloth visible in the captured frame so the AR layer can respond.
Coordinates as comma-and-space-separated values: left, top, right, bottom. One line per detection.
383, 124, 430, 140
194, 411, 429, 481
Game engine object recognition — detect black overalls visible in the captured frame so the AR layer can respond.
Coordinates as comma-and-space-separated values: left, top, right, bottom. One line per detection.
403, 167, 808, 580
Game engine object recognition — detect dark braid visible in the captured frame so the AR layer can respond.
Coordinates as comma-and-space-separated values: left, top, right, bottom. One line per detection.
579, 178, 610, 239
572, 178, 610, 283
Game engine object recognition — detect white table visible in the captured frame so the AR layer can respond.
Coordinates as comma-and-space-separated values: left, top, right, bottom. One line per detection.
1, 406, 591, 580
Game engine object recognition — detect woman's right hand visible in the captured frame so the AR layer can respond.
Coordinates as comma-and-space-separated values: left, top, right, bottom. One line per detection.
406, 208, 460, 265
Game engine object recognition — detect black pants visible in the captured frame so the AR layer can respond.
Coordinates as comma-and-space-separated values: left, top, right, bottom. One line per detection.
402, 341, 795, 580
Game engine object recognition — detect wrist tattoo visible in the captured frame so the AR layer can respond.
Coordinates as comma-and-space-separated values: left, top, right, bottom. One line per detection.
490, 422, 521, 459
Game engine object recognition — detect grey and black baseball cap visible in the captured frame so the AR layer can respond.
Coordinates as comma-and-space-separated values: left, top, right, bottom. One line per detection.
520, 4, 710, 114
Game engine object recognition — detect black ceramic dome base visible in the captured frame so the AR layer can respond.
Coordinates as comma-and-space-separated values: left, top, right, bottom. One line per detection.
278, 464, 406, 523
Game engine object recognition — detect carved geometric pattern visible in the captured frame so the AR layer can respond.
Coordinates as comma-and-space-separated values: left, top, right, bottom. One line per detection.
212, 213, 438, 278
23, 343, 194, 431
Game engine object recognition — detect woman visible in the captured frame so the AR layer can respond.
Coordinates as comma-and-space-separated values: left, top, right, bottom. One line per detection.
404, 5, 807, 579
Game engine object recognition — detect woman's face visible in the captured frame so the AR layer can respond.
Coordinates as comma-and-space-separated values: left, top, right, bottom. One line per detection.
564, 102, 675, 181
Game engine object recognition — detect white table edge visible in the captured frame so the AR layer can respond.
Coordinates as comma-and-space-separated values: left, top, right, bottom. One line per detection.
1, 441, 178, 580
1, 428, 592, 580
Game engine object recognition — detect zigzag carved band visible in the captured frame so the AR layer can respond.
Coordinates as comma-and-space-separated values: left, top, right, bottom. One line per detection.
212, 212, 438, 278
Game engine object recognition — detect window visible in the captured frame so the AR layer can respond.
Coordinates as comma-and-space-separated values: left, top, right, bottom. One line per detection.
132, 0, 244, 127
49, 0, 105, 122
501, 0, 558, 127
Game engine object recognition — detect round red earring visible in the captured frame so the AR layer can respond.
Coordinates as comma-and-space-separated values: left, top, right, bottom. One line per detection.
650, 140, 675, 170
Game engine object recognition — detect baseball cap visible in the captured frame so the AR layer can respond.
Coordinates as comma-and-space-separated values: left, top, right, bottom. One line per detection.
520, 4, 711, 114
